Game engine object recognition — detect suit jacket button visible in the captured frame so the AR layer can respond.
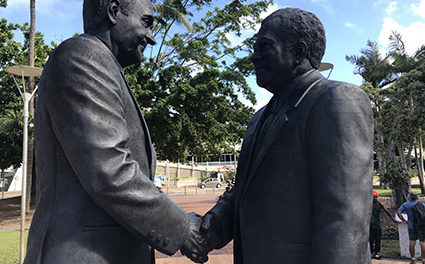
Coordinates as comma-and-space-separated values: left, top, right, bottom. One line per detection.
163, 237, 170, 247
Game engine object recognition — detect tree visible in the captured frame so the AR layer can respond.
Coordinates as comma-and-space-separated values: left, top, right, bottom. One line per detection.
24, 0, 36, 209
0, 109, 25, 191
126, 0, 272, 161
0, 2, 52, 204
0, 109, 24, 171
348, 33, 425, 206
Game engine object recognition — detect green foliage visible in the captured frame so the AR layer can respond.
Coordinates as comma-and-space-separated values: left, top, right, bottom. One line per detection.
381, 162, 414, 191
0, 0, 6, 8
223, 169, 235, 181
0, 109, 26, 170
349, 32, 425, 205
345, 40, 394, 88
126, 0, 272, 161
374, 188, 422, 196
0, 16, 53, 170
0, 18, 24, 115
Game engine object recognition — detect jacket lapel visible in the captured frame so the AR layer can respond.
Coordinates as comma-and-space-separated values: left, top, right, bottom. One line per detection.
120, 73, 156, 179
240, 106, 289, 206
239, 70, 324, 206
86, 34, 156, 178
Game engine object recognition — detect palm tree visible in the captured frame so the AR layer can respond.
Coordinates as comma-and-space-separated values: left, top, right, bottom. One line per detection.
152, 0, 192, 63
345, 40, 394, 88
25, 0, 36, 211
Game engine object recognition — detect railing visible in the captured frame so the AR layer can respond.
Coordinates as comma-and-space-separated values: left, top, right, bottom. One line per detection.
162, 186, 224, 196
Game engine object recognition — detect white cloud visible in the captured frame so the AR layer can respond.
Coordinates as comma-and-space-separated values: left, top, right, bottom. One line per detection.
385, 1, 398, 15
378, 17, 425, 55
6, 0, 27, 8
344, 22, 364, 33
373, 0, 387, 8
412, 0, 425, 18
311, 0, 335, 15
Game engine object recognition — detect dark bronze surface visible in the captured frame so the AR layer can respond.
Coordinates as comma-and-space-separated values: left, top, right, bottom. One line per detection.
206, 8, 374, 264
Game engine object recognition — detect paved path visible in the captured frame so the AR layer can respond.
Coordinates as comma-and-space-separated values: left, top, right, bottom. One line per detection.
157, 256, 416, 264
157, 193, 413, 264
0, 192, 417, 264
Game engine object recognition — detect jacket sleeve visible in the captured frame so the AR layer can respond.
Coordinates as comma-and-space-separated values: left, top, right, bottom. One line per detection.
306, 83, 374, 263
207, 190, 235, 248
44, 37, 189, 255
206, 108, 264, 249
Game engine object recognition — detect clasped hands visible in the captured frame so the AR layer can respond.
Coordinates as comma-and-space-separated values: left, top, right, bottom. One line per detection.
180, 213, 220, 263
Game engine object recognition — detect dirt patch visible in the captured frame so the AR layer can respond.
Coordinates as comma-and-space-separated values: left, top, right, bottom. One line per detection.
0, 197, 34, 229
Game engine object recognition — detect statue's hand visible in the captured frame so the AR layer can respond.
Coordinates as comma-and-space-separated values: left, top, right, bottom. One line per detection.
200, 213, 222, 251
180, 213, 209, 263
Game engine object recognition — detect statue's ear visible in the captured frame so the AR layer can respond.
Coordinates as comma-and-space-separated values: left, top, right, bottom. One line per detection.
107, 0, 121, 25
293, 41, 307, 65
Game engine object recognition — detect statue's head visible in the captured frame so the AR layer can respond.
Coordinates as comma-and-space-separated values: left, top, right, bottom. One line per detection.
83, 0, 156, 67
251, 8, 326, 93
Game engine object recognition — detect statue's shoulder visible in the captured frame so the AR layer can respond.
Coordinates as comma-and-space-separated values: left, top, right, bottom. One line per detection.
321, 78, 361, 92
312, 78, 371, 112
317, 78, 368, 100
249, 106, 266, 125
54, 34, 107, 59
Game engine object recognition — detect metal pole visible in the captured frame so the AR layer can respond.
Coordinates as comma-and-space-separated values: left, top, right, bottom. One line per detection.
1, 170, 4, 199
6, 66, 42, 264
20, 93, 30, 264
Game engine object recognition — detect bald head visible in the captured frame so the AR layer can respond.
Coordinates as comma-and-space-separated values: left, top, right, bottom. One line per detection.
83, 0, 138, 33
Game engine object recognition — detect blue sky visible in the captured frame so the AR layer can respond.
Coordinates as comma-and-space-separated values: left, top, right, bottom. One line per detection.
1, 0, 425, 110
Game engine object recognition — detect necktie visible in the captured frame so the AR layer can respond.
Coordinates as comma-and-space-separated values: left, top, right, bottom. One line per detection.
253, 96, 278, 153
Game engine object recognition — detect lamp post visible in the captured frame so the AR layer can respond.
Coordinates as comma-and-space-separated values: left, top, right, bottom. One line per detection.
6, 65, 42, 264
318, 62, 334, 79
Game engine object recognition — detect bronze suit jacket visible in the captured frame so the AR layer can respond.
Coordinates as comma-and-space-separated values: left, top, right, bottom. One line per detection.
209, 70, 374, 264
25, 34, 189, 264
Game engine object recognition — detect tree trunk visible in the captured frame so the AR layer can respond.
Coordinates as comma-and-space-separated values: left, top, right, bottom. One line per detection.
420, 133, 425, 193
398, 145, 407, 170
393, 186, 409, 208
1, 169, 4, 200
26, 0, 36, 212
415, 139, 425, 194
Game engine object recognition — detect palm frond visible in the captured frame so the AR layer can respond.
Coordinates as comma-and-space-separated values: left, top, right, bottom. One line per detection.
389, 31, 405, 55
154, 4, 192, 32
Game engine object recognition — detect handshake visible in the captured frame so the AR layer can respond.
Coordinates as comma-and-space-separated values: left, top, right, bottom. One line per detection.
180, 212, 222, 263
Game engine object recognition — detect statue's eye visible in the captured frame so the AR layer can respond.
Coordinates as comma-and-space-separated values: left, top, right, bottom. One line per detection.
259, 42, 272, 51
141, 16, 153, 28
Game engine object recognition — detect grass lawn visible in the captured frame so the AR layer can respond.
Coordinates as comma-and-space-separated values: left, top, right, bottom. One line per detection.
381, 239, 401, 259
0, 230, 27, 264
375, 188, 422, 196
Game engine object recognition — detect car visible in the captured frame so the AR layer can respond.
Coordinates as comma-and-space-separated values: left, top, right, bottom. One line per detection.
154, 177, 163, 190
199, 178, 222, 189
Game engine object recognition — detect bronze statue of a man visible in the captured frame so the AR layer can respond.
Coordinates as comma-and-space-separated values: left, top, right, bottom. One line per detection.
24, 0, 206, 263
196, 8, 374, 264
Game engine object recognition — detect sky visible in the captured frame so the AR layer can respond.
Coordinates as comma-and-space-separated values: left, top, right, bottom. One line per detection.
1, 0, 425, 110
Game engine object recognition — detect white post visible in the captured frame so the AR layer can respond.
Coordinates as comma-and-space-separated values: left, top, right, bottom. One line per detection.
20, 92, 31, 264
5, 66, 42, 264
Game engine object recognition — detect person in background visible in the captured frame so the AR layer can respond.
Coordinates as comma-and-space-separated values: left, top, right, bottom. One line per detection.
397, 192, 425, 264
370, 190, 397, 259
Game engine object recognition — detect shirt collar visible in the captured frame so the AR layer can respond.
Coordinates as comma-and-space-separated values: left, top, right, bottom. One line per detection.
274, 69, 323, 110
